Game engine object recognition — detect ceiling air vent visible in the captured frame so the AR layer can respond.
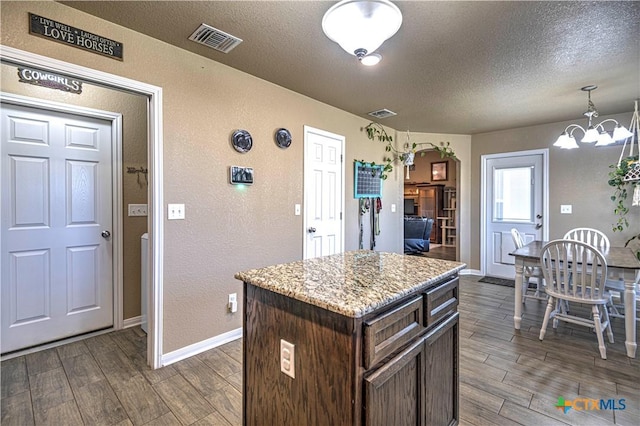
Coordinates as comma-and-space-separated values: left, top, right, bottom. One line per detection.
188, 23, 243, 53
367, 109, 397, 119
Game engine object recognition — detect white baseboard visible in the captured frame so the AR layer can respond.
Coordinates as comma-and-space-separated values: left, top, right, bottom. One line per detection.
460, 269, 482, 276
123, 315, 142, 329
161, 327, 243, 367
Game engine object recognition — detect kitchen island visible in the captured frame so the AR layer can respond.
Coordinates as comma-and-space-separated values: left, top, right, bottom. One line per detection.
235, 250, 466, 426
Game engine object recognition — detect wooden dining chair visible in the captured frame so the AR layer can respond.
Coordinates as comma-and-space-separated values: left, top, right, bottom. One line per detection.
510, 228, 546, 303
538, 239, 614, 359
563, 227, 626, 318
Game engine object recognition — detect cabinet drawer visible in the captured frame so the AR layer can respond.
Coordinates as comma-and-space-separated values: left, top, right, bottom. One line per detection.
363, 295, 424, 370
424, 276, 458, 327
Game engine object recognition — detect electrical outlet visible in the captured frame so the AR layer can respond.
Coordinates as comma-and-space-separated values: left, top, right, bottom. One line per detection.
168, 203, 185, 220
128, 204, 148, 216
228, 293, 237, 313
280, 339, 295, 378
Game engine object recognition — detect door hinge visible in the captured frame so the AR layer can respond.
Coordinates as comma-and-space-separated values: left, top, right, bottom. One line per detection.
340, 212, 342, 220
340, 154, 343, 163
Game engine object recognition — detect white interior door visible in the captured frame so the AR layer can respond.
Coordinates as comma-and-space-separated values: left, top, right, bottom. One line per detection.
1, 102, 113, 353
483, 152, 546, 278
303, 126, 344, 259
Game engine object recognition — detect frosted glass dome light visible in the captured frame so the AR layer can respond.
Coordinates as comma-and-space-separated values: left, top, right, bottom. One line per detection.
322, 0, 402, 60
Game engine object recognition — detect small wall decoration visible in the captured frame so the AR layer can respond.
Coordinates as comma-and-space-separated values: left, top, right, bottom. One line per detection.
229, 166, 254, 185
354, 161, 383, 198
275, 128, 292, 149
231, 129, 253, 153
431, 161, 448, 181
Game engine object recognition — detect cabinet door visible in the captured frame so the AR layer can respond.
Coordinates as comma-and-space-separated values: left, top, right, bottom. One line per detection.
363, 337, 425, 426
424, 312, 459, 426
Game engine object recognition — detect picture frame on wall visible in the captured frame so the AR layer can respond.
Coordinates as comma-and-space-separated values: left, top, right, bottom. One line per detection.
431, 161, 448, 181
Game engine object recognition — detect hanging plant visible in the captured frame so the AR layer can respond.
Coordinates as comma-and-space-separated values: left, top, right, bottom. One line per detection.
608, 154, 639, 232
363, 122, 457, 179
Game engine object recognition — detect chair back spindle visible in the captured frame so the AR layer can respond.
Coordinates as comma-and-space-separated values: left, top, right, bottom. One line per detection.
563, 228, 610, 250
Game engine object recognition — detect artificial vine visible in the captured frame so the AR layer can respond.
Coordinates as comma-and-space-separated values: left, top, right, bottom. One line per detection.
363, 122, 458, 180
607, 154, 639, 232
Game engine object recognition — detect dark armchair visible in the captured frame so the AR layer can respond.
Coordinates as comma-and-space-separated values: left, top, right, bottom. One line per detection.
404, 217, 434, 254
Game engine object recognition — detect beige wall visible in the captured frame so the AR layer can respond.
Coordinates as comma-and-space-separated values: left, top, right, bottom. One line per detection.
470, 111, 638, 271
1, 1, 406, 353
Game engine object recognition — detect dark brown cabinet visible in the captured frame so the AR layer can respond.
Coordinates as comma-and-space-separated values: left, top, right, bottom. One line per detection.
243, 274, 460, 426
364, 294, 459, 426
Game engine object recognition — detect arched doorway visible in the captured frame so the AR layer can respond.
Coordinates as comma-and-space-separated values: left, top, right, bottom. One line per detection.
403, 149, 459, 261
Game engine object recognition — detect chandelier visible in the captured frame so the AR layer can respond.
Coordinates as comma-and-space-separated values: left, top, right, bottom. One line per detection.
322, 0, 402, 65
553, 86, 633, 149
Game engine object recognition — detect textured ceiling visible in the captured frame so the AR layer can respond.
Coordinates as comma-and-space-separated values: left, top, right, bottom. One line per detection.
60, 1, 640, 134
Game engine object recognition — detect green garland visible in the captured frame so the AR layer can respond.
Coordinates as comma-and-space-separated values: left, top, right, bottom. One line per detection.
363, 122, 457, 180
607, 155, 639, 232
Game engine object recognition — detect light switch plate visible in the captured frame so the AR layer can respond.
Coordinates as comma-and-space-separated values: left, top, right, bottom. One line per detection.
168, 204, 185, 220
391, 203, 396, 213
128, 204, 148, 217
560, 204, 572, 214
295, 204, 301, 216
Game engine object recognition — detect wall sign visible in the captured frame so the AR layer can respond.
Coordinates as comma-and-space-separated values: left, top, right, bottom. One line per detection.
17, 67, 83, 94
29, 13, 123, 61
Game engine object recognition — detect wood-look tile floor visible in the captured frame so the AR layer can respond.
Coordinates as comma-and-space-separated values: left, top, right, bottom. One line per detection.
2, 275, 639, 425
421, 244, 457, 261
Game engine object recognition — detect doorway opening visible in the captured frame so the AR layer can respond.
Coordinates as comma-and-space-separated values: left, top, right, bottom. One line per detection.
403, 149, 459, 261
480, 149, 549, 278
1, 47, 164, 368
302, 125, 345, 259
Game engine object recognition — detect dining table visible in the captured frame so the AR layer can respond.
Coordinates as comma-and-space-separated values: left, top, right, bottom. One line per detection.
511, 240, 640, 358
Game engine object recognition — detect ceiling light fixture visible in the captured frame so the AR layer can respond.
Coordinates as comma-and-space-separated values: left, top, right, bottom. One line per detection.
322, 0, 402, 64
360, 53, 382, 66
553, 85, 633, 149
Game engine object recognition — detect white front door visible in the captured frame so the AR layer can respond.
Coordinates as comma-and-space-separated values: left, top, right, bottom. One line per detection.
483, 151, 547, 278
1, 102, 114, 354
303, 126, 344, 259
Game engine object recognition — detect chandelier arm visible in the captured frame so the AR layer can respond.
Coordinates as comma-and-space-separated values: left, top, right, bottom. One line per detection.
594, 119, 620, 130
566, 124, 586, 136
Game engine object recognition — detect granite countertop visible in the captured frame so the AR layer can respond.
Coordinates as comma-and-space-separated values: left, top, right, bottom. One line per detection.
235, 250, 466, 318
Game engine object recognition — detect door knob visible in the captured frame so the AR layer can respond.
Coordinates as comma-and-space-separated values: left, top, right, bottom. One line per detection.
101, 230, 111, 238
307, 227, 316, 233
535, 223, 542, 230
536, 214, 542, 219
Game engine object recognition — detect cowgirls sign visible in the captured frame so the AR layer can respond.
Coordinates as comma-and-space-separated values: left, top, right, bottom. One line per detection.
17, 68, 83, 94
